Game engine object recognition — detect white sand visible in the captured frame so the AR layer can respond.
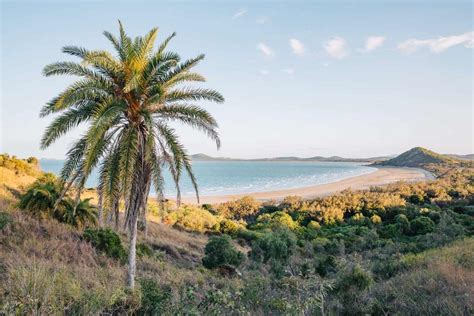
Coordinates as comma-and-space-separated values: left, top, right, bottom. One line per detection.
179, 167, 434, 204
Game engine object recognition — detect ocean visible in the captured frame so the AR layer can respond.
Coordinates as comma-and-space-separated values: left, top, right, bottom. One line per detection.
40, 159, 376, 197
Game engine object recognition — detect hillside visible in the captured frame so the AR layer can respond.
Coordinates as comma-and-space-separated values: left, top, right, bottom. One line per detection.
374, 147, 454, 168
0, 154, 40, 203
1, 152, 473, 314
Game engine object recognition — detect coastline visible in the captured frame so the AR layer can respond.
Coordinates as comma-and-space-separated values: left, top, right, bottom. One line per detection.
179, 167, 435, 204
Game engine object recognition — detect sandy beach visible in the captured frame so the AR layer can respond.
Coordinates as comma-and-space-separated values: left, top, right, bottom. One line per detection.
181, 167, 435, 204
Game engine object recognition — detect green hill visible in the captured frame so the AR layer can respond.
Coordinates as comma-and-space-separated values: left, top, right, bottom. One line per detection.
375, 147, 453, 168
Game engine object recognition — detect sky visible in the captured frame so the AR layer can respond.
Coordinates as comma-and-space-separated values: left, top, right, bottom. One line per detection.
1, 0, 473, 159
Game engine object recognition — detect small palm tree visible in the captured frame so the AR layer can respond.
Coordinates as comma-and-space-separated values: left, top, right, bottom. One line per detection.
60, 198, 98, 228
40, 22, 223, 287
19, 177, 97, 228
19, 181, 63, 219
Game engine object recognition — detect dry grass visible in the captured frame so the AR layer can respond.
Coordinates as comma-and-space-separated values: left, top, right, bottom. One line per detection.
0, 167, 37, 204
0, 209, 130, 314
372, 238, 474, 315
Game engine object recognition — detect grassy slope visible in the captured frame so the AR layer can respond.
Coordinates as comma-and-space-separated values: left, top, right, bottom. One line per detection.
372, 238, 474, 315
0, 167, 37, 204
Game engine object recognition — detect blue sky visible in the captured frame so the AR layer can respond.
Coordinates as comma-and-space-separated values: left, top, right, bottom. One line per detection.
1, 1, 472, 159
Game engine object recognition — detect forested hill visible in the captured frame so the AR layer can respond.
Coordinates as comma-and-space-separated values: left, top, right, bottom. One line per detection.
373, 147, 455, 168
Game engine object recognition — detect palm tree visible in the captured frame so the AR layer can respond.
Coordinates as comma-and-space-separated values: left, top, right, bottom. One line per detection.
19, 180, 64, 219
19, 179, 97, 228
61, 198, 98, 228
40, 22, 223, 287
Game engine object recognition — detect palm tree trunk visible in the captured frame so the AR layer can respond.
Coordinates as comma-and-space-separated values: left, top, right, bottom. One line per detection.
127, 210, 138, 288
113, 200, 120, 231
53, 172, 78, 212
126, 160, 151, 288
139, 170, 151, 237
97, 189, 103, 227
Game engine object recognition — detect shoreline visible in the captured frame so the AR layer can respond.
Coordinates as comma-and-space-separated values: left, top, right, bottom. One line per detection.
179, 167, 435, 204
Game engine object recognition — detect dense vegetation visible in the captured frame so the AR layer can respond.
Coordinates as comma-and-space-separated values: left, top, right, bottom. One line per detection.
0, 151, 473, 314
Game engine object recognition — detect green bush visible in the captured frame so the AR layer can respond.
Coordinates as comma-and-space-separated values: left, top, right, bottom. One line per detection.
254, 211, 298, 230
214, 219, 245, 235
379, 224, 400, 239
236, 229, 262, 242
250, 229, 296, 265
315, 255, 338, 276
410, 216, 435, 235
202, 236, 245, 269
408, 193, 425, 205
335, 264, 374, 293
138, 279, 172, 314
0, 212, 12, 230
83, 228, 127, 262
395, 214, 410, 234
137, 243, 154, 258
307, 220, 321, 230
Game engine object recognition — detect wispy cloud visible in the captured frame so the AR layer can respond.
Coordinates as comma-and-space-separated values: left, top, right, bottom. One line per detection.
398, 31, 474, 54
256, 17, 269, 24
232, 9, 247, 20
364, 36, 386, 52
258, 69, 270, 75
257, 42, 274, 57
324, 37, 348, 59
282, 68, 294, 75
289, 38, 305, 55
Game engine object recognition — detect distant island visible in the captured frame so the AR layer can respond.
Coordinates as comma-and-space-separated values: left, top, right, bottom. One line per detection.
190, 153, 392, 163
191, 150, 473, 163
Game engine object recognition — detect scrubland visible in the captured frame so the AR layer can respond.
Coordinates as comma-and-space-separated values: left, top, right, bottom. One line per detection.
0, 153, 473, 315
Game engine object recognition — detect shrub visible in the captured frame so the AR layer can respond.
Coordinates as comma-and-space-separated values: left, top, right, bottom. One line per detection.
236, 229, 262, 242
312, 237, 330, 252
138, 279, 172, 314
279, 195, 305, 212
83, 228, 127, 262
254, 211, 298, 230
164, 205, 218, 233
202, 236, 245, 269
395, 214, 410, 234
214, 219, 245, 235
379, 224, 400, 239
410, 216, 435, 235
408, 193, 425, 205
215, 196, 261, 220
137, 243, 154, 258
351, 213, 365, 222
335, 264, 374, 293
250, 229, 296, 264
0, 154, 40, 176
370, 214, 382, 225
0, 212, 12, 230
315, 255, 338, 276
307, 220, 321, 230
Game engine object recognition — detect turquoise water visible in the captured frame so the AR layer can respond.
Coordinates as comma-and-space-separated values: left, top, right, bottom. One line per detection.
40, 159, 376, 197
